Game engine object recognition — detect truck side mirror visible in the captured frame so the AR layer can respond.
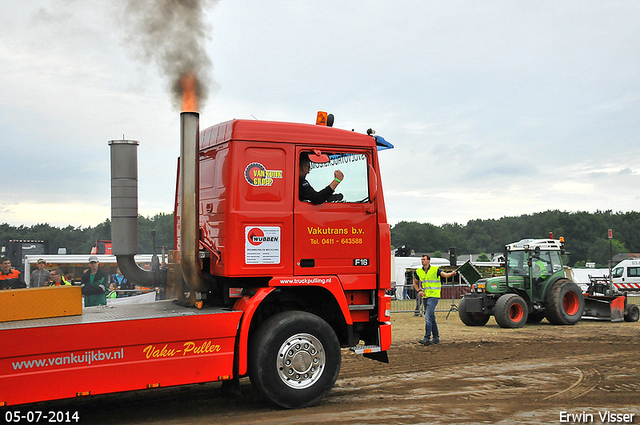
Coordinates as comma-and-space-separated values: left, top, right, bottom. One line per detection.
368, 164, 378, 201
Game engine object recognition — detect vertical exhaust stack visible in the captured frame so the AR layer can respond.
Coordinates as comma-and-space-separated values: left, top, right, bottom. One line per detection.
179, 72, 210, 295
109, 139, 157, 287
179, 111, 210, 294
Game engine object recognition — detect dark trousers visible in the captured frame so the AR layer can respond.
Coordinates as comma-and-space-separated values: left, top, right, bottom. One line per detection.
423, 297, 440, 340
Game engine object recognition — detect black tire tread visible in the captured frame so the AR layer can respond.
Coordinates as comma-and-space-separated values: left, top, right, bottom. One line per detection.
248, 310, 341, 408
624, 304, 639, 322
494, 293, 528, 329
458, 297, 490, 326
544, 279, 584, 325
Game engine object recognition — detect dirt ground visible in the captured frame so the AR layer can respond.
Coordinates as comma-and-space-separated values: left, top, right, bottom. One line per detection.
19, 312, 640, 424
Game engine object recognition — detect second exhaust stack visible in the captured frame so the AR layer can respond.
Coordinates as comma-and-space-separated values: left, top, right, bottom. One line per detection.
109, 139, 156, 287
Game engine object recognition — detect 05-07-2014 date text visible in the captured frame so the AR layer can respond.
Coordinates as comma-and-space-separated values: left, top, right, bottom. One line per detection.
4, 411, 79, 423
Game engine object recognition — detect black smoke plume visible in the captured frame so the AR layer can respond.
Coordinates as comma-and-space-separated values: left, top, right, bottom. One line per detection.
118, 0, 218, 110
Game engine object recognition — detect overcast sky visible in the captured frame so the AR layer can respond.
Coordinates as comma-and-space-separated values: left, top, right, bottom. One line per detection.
1, 1, 639, 230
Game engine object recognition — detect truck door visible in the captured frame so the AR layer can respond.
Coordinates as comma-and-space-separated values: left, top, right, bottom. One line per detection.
294, 149, 377, 277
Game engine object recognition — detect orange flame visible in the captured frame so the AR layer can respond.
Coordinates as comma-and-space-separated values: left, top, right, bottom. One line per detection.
181, 72, 198, 113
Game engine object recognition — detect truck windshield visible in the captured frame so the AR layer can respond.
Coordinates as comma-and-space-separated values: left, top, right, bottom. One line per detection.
307, 152, 369, 202
612, 267, 624, 278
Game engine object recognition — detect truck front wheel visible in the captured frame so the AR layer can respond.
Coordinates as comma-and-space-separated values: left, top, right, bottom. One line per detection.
494, 294, 528, 328
458, 297, 490, 326
248, 311, 341, 408
544, 279, 584, 325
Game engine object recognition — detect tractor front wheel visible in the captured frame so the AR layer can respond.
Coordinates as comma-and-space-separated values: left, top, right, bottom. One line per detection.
494, 294, 528, 328
545, 279, 584, 325
458, 297, 490, 326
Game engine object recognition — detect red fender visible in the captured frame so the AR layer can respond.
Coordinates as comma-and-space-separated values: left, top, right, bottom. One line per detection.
269, 275, 353, 325
234, 277, 355, 376
233, 287, 276, 376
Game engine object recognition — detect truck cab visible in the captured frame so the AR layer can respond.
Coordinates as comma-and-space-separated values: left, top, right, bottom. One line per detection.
175, 117, 392, 356
190, 120, 387, 281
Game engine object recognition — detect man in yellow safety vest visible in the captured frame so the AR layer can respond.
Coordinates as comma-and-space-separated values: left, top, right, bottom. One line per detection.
48, 269, 71, 286
413, 254, 457, 346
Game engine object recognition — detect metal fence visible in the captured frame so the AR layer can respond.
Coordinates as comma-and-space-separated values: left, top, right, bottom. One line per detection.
626, 293, 640, 306
390, 285, 640, 315
390, 283, 471, 314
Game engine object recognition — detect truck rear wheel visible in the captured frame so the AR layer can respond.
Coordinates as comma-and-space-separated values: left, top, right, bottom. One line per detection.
458, 297, 490, 326
248, 310, 341, 408
544, 279, 584, 325
494, 294, 528, 328
624, 304, 639, 322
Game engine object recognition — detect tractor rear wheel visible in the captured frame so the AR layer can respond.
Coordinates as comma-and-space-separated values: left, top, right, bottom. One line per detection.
458, 297, 490, 326
494, 294, 528, 328
544, 279, 584, 325
624, 304, 639, 322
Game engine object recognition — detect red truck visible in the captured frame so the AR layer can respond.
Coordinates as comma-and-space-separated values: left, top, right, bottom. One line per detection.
0, 111, 393, 408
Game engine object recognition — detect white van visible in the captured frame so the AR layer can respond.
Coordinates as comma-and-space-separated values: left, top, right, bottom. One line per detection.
611, 259, 640, 291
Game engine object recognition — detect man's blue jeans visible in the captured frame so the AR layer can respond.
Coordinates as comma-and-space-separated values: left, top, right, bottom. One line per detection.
422, 297, 439, 341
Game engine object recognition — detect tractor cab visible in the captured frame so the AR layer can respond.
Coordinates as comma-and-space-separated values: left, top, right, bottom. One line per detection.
480, 239, 566, 301
502, 238, 566, 302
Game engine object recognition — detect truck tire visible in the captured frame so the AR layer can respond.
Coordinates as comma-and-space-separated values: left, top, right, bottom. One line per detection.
494, 294, 528, 328
526, 311, 546, 324
248, 310, 341, 408
458, 297, 490, 326
544, 279, 584, 325
624, 304, 639, 322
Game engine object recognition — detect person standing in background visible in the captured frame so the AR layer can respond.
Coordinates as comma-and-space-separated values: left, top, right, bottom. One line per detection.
30, 259, 50, 288
0, 257, 25, 290
49, 269, 71, 286
81, 256, 109, 306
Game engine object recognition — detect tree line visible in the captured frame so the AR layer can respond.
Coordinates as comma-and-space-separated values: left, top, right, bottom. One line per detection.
2, 209, 637, 267
0, 213, 174, 256
391, 210, 640, 267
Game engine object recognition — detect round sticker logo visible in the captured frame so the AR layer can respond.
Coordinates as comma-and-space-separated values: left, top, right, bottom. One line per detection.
244, 162, 283, 186
245, 162, 266, 185
247, 228, 265, 246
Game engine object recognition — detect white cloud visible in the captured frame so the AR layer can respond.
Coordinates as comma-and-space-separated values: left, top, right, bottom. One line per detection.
551, 182, 595, 194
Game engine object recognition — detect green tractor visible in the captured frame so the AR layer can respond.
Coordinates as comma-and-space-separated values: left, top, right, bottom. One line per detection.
459, 238, 584, 328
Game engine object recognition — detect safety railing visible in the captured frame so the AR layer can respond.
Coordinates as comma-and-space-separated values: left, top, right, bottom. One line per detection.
389, 283, 471, 314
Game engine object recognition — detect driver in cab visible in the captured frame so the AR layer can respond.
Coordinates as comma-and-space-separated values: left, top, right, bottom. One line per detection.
299, 153, 344, 204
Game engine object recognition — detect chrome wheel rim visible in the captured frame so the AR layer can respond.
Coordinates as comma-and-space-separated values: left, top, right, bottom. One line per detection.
277, 333, 325, 389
